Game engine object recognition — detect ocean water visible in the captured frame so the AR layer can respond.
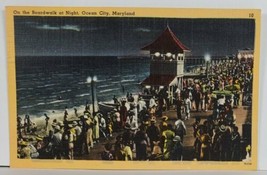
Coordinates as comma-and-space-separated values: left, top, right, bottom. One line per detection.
16, 56, 150, 117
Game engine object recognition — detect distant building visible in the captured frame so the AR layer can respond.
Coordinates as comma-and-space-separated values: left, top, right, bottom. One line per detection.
236, 48, 254, 63
141, 26, 190, 101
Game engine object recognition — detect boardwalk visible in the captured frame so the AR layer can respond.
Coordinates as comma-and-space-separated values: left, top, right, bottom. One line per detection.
76, 105, 249, 161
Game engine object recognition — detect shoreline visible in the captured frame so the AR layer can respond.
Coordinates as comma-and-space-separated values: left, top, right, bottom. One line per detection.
18, 93, 140, 134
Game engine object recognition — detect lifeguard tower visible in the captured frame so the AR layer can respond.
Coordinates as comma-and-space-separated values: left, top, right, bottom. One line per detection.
141, 26, 190, 103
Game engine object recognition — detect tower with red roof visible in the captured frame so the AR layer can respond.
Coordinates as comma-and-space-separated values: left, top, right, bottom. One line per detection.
141, 26, 190, 102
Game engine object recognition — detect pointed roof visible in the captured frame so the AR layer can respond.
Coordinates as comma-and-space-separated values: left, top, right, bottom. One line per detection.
141, 26, 190, 53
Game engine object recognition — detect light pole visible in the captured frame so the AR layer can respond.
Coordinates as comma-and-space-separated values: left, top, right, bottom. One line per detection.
87, 76, 97, 115
204, 54, 211, 79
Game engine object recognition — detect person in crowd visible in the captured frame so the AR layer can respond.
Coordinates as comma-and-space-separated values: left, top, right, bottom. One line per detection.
86, 113, 95, 150
101, 143, 114, 160
72, 121, 82, 156
79, 113, 94, 155
150, 139, 162, 160
44, 113, 50, 131
134, 125, 149, 160
106, 116, 113, 138
93, 113, 100, 143
159, 116, 168, 133
162, 124, 175, 160
185, 95, 192, 120
74, 108, 78, 117
194, 89, 202, 112
231, 126, 241, 161
122, 124, 135, 151
174, 117, 186, 142
126, 111, 138, 131
218, 124, 232, 161
18, 141, 31, 159
30, 122, 38, 135
199, 126, 211, 161
146, 117, 160, 152
98, 113, 107, 139
66, 123, 76, 160
170, 135, 183, 160
175, 96, 183, 119
113, 95, 119, 104
204, 91, 210, 112
51, 125, 62, 159
120, 100, 128, 128
17, 116, 23, 139
127, 93, 135, 102
121, 142, 133, 161
114, 135, 124, 160
192, 117, 201, 138
24, 114, 31, 134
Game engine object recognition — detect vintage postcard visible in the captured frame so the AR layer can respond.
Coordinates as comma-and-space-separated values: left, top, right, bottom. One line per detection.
6, 7, 260, 170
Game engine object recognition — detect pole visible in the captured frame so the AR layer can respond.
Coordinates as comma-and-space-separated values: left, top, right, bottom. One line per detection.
206, 61, 208, 79
91, 80, 95, 116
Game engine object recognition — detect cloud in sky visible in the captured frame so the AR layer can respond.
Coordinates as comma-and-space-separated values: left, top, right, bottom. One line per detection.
61, 25, 80, 32
35, 24, 80, 31
134, 27, 151, 32
15, 17, 255, 56
36, 24, 60, 30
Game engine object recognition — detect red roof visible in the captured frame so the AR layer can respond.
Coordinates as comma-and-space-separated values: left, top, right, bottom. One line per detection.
141, 74, 177, 86
142, 26, 190, 53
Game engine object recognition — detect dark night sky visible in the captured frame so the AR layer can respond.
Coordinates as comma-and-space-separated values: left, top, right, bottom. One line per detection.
14, 16, 255, 57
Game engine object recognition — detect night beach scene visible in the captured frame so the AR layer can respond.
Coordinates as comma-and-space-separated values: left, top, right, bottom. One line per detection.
14, 16, 255, 162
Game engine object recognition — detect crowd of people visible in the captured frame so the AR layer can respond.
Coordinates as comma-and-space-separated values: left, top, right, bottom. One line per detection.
17, 59, 253, 161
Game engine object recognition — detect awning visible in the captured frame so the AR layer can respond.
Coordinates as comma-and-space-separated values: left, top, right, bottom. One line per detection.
141, 75, 178, 86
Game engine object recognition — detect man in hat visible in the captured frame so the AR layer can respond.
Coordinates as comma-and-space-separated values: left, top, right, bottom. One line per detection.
66, 123, 76, 160
93, 113, 100, 143
170, 135, 183, 160
218, 124, 231, 161
146, 117, 160, 152
126, 111, 138, 131
84, 113, 95, 152
162, 124, 175, 160
51, 125, 62, 159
